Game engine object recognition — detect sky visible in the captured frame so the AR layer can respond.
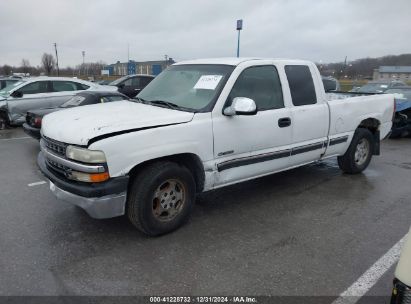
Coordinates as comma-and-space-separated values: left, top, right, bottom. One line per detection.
0, 0, 410, 67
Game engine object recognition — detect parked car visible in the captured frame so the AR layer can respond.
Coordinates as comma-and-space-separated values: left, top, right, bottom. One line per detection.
322, 76, 341, 92
0, 77, 117, 127
109, 74, 154, 98
356, 80, 408, 93
38, 58, 394, 236
386, 87, 411, 138
23, 91, 129, 140
0, 77, 20, 90
390, 227, 411, 304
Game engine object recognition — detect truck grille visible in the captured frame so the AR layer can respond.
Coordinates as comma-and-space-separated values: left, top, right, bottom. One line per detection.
46, 159, 70, 176
42, 136, 67, 157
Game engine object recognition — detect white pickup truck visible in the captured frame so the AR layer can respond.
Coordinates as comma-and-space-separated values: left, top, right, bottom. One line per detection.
38, 58, 394, 236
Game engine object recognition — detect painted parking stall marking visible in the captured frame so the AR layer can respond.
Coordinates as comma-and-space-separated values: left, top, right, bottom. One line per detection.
332, 234, 407, 304
0, 136, 31, 141
28, 181, 47, 187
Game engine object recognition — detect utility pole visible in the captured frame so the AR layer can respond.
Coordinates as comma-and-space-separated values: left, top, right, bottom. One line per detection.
82, 51, 85, 76
54, 43, 59, 76
165, 54, 168, 67
236, 19, 243, 58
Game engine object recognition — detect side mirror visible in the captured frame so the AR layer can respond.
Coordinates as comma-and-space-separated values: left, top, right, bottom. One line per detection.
10, 91, 23, 98
223, 97, 257, 116
117, 83, 125, 89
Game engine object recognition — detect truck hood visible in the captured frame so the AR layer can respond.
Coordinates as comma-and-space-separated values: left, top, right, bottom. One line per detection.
41, 101, 194, 146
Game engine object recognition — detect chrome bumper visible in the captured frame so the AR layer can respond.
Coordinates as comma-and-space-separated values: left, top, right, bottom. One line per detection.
49, 181, 126, 219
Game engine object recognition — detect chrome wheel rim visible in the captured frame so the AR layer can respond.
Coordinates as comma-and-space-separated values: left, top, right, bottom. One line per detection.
354, 138, 370, 166
152, 179, 186, 221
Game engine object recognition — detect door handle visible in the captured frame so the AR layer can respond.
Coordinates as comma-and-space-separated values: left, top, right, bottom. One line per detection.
278, 117, 291, 128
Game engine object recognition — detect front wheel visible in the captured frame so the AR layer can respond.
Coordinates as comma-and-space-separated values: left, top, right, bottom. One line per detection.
337, 128, 374, 174
127, 161, 196, 236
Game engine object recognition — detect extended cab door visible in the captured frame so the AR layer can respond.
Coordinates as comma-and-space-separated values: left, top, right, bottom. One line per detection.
284, 64, 329, 165
212, 64, 293, 187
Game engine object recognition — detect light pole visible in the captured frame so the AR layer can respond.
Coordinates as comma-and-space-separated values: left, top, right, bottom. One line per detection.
236, 19, 243, 58
54, 43, 59, 76
82, 51, 85, 76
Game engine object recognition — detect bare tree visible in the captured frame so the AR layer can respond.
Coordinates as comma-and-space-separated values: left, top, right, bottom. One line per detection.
1, 65, 12, 76
41, 53, 55, 75
21, 59, 31, 75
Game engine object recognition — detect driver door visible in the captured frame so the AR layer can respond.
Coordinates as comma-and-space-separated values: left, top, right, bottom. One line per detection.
212, 65, 293, 186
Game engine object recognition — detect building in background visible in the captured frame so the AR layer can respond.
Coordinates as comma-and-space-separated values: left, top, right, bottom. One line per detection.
373, 66, 411, 81
103, 58, 175, 76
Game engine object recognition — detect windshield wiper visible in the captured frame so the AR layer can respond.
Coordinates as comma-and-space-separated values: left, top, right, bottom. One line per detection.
133, 96, 146, 103
144, 99, 181, 110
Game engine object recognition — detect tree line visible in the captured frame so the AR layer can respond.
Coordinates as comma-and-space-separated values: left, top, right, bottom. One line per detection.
0, 53, 106, 78
2, 52, 410, 80
318, 53, 411, 79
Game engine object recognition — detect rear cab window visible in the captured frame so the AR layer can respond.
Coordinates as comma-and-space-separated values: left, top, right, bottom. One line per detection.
285, 65, 317, 106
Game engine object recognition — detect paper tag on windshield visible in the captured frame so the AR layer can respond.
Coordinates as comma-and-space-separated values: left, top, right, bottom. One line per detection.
194, 75, 223, 90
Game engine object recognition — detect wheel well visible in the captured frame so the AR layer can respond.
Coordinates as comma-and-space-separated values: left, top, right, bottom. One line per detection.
128, 153, 205, 193
358, 118, 380, 134
357, 118, 381, 155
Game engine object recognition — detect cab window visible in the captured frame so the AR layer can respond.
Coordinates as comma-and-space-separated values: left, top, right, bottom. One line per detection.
285, 65, 317, 106
228, 65, 284, 110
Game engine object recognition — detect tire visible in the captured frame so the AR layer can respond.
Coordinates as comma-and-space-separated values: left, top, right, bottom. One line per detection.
337, 128, 374, 174
127, 161, 196, 236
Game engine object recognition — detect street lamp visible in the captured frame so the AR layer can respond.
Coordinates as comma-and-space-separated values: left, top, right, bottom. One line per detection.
236, 19, 243, 58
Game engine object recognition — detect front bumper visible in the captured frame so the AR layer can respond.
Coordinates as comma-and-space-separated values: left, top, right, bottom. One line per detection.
22, 123, 41, 140
38, 151, 129, 219
391, 279, 411, 304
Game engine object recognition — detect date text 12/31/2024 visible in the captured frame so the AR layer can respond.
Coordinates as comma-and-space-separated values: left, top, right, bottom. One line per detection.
149, 296, 257, 303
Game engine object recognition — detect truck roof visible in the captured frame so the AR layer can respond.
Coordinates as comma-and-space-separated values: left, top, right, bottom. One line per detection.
174, 57, 313, 66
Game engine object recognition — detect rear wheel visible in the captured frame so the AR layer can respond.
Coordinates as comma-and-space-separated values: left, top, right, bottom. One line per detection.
337, 128, 374, 174
127, 161, 196, 236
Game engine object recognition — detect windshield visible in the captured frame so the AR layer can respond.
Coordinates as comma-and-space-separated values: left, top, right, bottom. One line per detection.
385, 89, 411, 101
358, 83, 389, 93
137, 64, 234, 111
60, 96, 87, 108
109, 76, 129, 86
0, 80, 26, 97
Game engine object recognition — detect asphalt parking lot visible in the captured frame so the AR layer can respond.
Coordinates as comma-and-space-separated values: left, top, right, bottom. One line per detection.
0, 127, 410, 302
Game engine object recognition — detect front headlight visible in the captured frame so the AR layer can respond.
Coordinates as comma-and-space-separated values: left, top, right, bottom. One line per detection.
66, 145, 106, 163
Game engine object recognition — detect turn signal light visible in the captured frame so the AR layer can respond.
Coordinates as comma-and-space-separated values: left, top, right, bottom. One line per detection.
68, 171, 110, 183
90, 172, 110, 183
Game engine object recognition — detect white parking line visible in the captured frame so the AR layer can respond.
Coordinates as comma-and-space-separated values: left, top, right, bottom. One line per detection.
0, 136, 31, 141
331, 234, 407, 304
28, 181, 46, 187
